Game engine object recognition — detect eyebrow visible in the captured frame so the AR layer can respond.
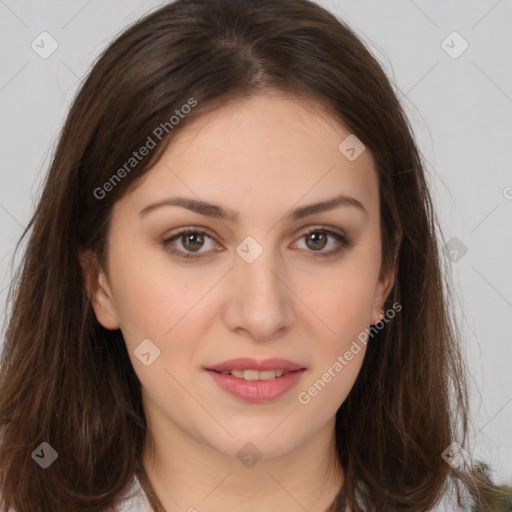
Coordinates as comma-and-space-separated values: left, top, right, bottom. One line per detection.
138, 193, 367, 222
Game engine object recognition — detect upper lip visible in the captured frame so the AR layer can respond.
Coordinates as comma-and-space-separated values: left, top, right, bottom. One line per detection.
206, 358, 306, 372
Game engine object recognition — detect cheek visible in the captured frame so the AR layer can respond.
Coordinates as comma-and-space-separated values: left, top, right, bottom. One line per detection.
108, 250, 216, 390
297, 332, 367, 416
299, 250, 380, 386
298, 281, 371, 412
108, 243, 211, 340
304, 262, 379, 336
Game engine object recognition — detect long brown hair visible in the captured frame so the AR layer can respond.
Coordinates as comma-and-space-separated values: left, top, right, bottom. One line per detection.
0, 0, 492, 510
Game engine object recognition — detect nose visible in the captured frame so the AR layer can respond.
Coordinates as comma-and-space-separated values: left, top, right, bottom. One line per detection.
222, 243, 295, 342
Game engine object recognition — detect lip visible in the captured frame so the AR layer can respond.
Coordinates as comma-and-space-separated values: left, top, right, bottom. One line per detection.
206, 368, 306, 403
206, 357, 305, 373
205, 358, 307, 403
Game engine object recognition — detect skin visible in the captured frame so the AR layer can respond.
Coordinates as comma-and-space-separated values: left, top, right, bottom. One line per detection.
82, 91, 395, 512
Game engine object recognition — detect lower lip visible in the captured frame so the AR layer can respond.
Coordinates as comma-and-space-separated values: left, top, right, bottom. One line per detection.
206, 369, 306, 403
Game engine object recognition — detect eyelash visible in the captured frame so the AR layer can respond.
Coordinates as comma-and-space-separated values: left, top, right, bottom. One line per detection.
161, 226, 351, 260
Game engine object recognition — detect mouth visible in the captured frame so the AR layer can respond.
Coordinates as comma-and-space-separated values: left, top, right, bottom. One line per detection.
204, 358, 307, 402
206, 357, 305, 374
208, 368, 295, 380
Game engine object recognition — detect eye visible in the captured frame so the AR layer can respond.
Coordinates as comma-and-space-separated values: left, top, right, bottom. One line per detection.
162, 226, 351, 260
291, 226, 351, 258
162, 228, 220, 259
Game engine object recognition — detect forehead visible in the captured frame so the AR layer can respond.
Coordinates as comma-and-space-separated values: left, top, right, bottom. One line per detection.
117, 92, 379, 223
169, 91, 356, 160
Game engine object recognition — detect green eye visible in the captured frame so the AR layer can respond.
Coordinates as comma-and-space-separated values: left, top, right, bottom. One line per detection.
295, 228, 351, 257
162, 226, 351, 260
162, 229, 215, 259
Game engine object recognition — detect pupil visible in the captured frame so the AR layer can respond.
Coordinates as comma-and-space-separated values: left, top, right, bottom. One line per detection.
184, 233, 203, 251
307, 232, 326, 250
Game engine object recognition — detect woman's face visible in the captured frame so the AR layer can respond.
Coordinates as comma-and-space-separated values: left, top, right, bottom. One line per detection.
86, 92, 394, 460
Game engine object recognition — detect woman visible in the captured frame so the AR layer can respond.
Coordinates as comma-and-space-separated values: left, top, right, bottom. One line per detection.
0, 0, 492, 510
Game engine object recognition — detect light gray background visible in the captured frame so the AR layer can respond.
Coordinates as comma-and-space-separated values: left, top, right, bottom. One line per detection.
1, 0, 511, 485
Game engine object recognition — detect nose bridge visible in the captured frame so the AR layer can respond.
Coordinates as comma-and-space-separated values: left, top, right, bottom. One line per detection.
228, 234, 293, 338
235, 234, 283, 301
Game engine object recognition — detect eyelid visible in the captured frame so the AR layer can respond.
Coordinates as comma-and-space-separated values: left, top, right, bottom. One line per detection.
162, 225, 217, 241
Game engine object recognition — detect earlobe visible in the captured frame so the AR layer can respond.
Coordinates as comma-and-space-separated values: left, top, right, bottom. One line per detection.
79, 250, 120, 330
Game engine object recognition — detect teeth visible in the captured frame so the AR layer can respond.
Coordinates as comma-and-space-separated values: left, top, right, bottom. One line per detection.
224, 369, 288, 380
241, 369, 259, 380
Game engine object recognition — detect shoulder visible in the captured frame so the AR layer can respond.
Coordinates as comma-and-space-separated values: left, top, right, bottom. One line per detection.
113, 474, 152, 512
428, 477, 475, 511
0, 475, 151, 512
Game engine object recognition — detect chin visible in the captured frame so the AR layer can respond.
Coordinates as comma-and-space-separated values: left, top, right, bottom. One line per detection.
204, 429, 300, 462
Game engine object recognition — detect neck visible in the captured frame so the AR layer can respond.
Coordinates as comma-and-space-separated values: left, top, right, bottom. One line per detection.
141, 417, 344, 512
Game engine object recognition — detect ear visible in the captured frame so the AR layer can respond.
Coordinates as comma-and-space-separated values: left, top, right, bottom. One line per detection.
79, 250, 120, 330
370, 264, 395, 325
370, 234, 400, 325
